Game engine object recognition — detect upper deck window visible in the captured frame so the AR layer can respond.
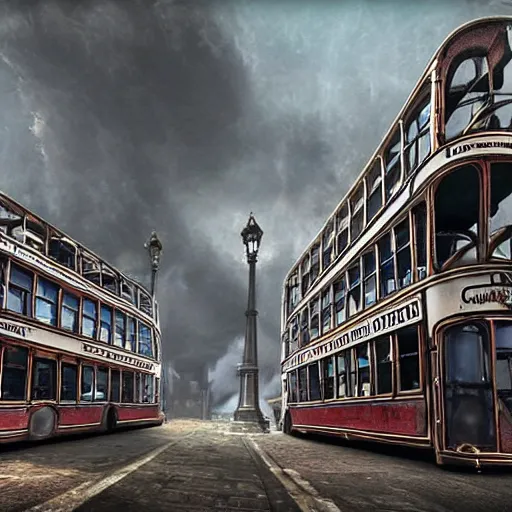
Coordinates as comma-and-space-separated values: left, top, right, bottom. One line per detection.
346, 262, 361, 318
301, 255, 310, 297
138, 323, 153, 357
300, 308, 309, 346
309, 297, 320, 340
287, 272, 299, 315
366, 159, 383, 222
35, 277, 58, 326
336, 204, 349, 255
121, 281, 136, 305
114, 311, 125, 348
61, 292, 79, 333
100, 305, 113, 343
49, 237, 76, 270
384, 129, 401, 201
25, 218, 46, 253
82, 254, 101, 286
490, 162, 512, 260
362, 250, 376, 308
291, 315, 299, 353
82, 299, 97, 339
395, 218, 412, 289
102, 267, 118, 295
138, 289, 153, 317
445, 26, 512, 139
321, 287, 332, 335
378, 233, 396, 297
434, 164, 480, 269
7, 265, 33, 316
333, 277, 346, 326
0, 200, 23, 239
322, 220, 335, 269
310, 243, 320, 284
350, 184, 365, 241
405, 97, 431, 175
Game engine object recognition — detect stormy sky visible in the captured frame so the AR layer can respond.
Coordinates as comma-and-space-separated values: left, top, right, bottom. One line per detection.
0, 0, 509, 409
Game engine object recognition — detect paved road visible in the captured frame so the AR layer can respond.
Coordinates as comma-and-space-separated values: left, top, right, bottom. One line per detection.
1, 420, 512, 511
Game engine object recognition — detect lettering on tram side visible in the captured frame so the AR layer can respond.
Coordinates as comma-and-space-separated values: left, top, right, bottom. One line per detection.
445, 140, 512, 158
0, 320, 31, 338
461, 284, 512, 308
82, 342, 155, 371
283, 297, 422, 371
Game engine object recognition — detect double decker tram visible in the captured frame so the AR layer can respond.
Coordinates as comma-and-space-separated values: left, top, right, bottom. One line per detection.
279, 17, 512, 468
0, 192, 164, 443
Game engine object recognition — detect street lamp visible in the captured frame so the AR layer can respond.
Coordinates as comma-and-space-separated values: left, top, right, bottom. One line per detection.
145, 231, 163, 297
233, 213, 268, 431
144, 231, 165, 419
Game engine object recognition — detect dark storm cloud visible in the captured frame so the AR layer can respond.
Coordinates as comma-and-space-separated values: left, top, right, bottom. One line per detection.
0, 0, 510, 410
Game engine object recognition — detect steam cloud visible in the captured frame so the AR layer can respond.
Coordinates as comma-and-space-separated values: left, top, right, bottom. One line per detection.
0, 0, 508, 409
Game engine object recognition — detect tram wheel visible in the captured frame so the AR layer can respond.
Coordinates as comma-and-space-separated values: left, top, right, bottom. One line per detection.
103, 407, 118, 433
283, 411, 293, 436
28, 407, 57, 441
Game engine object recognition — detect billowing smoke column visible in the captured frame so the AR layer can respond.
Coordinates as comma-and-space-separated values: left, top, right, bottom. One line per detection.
0, 0, 508, 410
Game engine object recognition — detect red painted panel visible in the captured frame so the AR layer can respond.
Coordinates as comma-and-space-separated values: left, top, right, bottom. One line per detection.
58, 405, 104, 426
291, 399, 427, 436
499, 411, 512, 453
0, 408, 29, 431
117, 405, 159, 421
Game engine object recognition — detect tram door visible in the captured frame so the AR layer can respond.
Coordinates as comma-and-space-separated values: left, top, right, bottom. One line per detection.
438, 322, 496, 452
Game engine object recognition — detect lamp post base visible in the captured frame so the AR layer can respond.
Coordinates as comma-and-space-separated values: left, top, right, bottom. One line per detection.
229, 420, 270, 434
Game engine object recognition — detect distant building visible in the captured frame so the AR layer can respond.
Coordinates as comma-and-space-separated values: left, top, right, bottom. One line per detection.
169, 365, 211, 420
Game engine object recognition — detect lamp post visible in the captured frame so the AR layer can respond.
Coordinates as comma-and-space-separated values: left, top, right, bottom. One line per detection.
145, 231, 165, 418
233, 213, 268, 431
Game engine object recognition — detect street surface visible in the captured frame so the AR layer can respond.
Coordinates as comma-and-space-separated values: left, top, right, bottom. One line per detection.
0, 420, 511, 511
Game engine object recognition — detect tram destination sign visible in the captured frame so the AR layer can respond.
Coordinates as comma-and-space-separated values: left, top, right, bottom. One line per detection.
81, 342, 155, 371
282, 296, 422, 371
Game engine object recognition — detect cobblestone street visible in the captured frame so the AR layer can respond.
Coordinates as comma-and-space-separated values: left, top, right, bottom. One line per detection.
0, 421, 512, 511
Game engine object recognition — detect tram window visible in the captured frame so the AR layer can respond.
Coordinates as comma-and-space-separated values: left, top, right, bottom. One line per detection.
139, 290, 153, 317
96, 367, 108, 402
291, 316, 299, 352
336, 353, 347, 398
114, 311, 125, 348
378, 233, 396, 297
99, 305, 113, 343
375, 337, 392, 395
395, 218, 412, 289
81, 365, 94, 401
122, 372, 134, 403
282, 332, 290, 359
120, 281, 136, 305
445, 55, 489, 140
350, 184, 365, 241
31, 358, 56, 401
287, 273, 299, 315
321, 288, 332, 334
82, 299, 97, 339
1, 345, 28, 401
35, 278, 58, 326
367, 159, 383, 222
445, 323, 489, 384
126, 317, 136, 351
336, 204, 349, 254
434, 165, 479, 269
397, 327, 420, 391
143, 374, 154, 402
309, 298, 320, 340
322, 357, 335, 400
405, 97, 431, 175
322, 220, 335, 269
138, 323, 153, 357
25, 218, 46, 253
347, 263, 361, 317
301, 255, 310, 296
414, 202, 427, 280
60, 363, 77, 402
61, 292, 79, 333
363, 250, 376, 308
298, 367, 307, 402
310, 243, 320, 283
111, 369, 121, 402
300, 309, 309, 346
356, 344, 371, 397
7, 264, 33, 317
308, 363, 321, 401
102, 267, 118, 294
135, 373, 141, 403
0, 257, 5, 306
155, 377, 160, 403
490, 163, 512, 239
495, 322, 512, 413
82, 255, 101, 286
384, 128, 401, 201
288, 371, 298, 403
333, 278, 346, 326
348, 349, 356, 397
49, 238, 76, 270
